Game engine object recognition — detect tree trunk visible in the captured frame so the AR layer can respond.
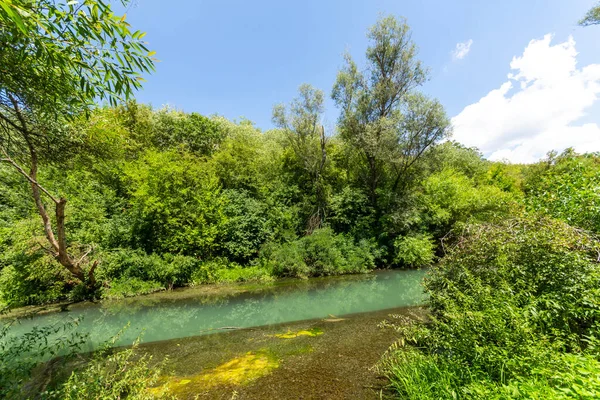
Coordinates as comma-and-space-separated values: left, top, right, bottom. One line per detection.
1, 95, 90, 285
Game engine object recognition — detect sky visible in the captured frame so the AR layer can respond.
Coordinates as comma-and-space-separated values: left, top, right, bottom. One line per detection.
121, 0, 600, 163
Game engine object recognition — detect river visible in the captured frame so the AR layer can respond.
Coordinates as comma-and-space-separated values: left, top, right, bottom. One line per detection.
4, 269, 428, 399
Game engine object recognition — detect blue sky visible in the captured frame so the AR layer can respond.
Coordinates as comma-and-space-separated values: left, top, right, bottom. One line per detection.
122, 0, 600, 162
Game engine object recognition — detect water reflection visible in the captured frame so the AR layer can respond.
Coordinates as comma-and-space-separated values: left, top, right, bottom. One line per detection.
3, 269, 426, 349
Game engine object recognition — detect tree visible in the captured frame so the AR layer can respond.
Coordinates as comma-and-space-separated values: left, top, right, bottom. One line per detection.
273, 84, 329, 233
331, 15, 450, 235
524, 148, 600, 234
580, 3, 600, 26
0, 0, 154, 286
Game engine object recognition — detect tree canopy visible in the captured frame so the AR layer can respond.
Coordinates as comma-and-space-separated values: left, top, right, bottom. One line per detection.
0, 0, 154, 285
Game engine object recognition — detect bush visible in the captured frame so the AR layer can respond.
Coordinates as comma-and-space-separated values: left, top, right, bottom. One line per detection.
0, 316, 88, 399
524, 149, 600, 233
55, 339, 173, 400
264, 240, 310, 278
123, 149, 226, 257
212, 265, 274, 283
0, 219, 69, 307
101, 278, 164, 299
191, 257, 274, 284
0, 317, 173, 399
382, 216, 600, 398
97, 249, 200, 296
393, 234, 435, 267
264, 227, 376, 278
417, 168, 516, 236
216, 189, 274, 262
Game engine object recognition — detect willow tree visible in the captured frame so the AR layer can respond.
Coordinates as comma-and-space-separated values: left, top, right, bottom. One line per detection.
0, 0, 154, 286
273, 84, 329, 233
332, 15, 450, 233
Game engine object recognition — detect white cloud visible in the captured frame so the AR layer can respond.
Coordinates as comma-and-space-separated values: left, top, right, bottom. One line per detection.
452, 39, 473, 60
451, 34, 600, 163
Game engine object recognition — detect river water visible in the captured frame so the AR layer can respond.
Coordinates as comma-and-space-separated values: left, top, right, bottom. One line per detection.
3, 269, 426, 350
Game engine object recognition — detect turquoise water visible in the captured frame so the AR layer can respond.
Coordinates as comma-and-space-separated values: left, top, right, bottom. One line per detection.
3, 269, 426, 349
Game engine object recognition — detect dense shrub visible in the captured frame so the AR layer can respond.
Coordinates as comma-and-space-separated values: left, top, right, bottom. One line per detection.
216, 189, 274, 262
190, 257, 273, 284
328, 186, 375, 240
97, 249, 199, 295
524, 149, 600, 233
382, 216, 600, 398
264, 227, 376, 278
417, 168, 516, 235
123, 150, 226, 256
393, 234, 435, 267
0, 220, 69, 307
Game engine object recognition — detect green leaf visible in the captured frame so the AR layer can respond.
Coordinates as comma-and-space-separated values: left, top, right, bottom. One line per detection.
1, 2, 27, 33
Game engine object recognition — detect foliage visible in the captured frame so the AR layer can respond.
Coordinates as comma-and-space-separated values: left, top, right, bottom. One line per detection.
0, 218, 69, 307
217, 189, 274, 262
381, 215, 600, 398
0, 0, 154, 115
97, 249, 199, 294
486, 162, 524, 193
423, 141, 488, 182
580, 2, 600, 26
123, 150, 225, 256
0, 0, 155, 287
149, 108, 226, 155
416, 168, 516, 236
0, 317, 172, 399
328, 186, 374, 239
332, 15, 450, 243
55, 339, 173, 400
264, 227, 376, 278
273, 84, 329, 231
524, 149, 600, 233
189, 257, 273, 284
0, 316, 88, 399
393, 234, 435, 267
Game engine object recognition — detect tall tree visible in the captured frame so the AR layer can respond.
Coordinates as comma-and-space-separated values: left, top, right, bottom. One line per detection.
332, 15, 450, 232
273, 84, 329, 233
0, 0, 154, 285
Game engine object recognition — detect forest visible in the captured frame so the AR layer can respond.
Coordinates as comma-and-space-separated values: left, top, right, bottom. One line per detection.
1, 0, 600, 399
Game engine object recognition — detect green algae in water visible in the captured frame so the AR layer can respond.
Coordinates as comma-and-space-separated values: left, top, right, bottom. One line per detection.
272, 327, 323, 339
150, 351, 279, 396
